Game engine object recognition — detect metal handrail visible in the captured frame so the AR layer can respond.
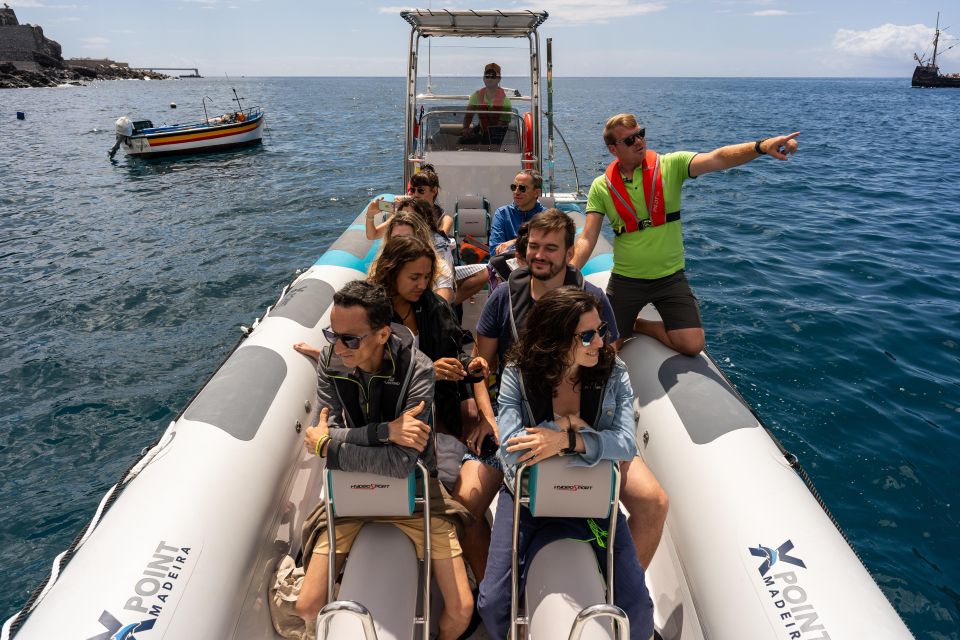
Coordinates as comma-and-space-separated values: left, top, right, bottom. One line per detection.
509, 461, 623, 640
316, 601, 379, 640
320, 460, 432, 640
567, 604, 631, 640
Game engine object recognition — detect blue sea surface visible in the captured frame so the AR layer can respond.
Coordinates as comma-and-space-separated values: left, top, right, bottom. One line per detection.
1, 76, 958, 638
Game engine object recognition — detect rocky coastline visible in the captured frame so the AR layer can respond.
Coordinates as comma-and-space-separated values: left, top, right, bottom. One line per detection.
0, 61, 169, 89
0, 62, 170, 89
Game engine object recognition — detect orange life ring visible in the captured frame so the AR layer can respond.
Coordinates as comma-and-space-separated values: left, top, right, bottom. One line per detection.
522, 111, 534, 164
236, 112, 246, 122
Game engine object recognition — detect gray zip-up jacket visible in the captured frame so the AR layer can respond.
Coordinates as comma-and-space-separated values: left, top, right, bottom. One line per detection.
318, 323, 436, 478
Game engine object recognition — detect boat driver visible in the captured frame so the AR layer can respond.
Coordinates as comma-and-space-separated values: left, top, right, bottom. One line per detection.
461, 62, 513, 145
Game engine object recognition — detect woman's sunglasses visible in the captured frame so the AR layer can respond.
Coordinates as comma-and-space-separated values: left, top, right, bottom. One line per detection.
408, 186, 428, 195
323, 327, 373, 350
575, 322, 608, 347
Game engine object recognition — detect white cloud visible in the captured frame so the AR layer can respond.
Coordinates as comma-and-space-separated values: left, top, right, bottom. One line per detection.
378, 1, 666, 25
750, 9, 793, 16
79, 36, 109, 49
833, 23, 948, 59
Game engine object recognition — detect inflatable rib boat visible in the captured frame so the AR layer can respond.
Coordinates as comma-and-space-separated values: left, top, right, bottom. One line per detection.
4, 8, 912, 640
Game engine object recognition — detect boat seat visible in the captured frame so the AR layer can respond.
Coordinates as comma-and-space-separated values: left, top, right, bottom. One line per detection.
454, 194, 491, 264
539, 195, 556, 210
330, 523, 420, 640
326, 469, 415, 517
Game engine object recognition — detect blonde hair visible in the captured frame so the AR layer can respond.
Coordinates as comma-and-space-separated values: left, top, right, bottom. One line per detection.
368, 210, 438, 280
602, 113, 639, 146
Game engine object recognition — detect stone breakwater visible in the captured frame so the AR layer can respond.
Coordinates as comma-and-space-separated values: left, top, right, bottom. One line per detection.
0, 61, 169, 88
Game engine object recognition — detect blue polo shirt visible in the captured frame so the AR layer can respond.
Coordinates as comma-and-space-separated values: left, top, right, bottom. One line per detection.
488, 201, 545, 250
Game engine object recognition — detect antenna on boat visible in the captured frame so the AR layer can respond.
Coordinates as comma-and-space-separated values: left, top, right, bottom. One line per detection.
546, 37, 555, 196
427, 0, 433, 93
231, 87, 245, 113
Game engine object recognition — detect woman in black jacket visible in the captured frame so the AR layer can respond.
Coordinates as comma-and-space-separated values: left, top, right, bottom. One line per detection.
368, 235, 486, 439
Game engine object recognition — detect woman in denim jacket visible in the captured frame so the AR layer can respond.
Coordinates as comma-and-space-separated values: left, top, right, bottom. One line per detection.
477, 286, 654, 640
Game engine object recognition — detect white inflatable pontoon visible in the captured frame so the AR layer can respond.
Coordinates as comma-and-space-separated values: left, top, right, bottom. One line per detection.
4, 8, 913, 640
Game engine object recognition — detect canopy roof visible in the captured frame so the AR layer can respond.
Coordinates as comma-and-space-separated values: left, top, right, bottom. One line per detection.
400, 9, 548, 38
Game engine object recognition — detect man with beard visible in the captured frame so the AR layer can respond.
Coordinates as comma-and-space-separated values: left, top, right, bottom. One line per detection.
462, 209, 669, 572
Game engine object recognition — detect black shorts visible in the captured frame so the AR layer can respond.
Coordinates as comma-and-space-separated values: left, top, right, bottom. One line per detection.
606, 269, 702, 338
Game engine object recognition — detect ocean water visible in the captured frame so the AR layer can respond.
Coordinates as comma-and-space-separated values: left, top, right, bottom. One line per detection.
1, 76, 958, 638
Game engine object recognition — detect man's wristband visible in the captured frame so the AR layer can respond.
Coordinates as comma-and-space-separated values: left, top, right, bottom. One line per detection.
315, 434, 331, 457
754, 139, 767, 155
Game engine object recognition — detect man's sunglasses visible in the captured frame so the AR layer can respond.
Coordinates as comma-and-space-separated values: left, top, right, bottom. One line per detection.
323, 327, 374, 349
408, 186, 428, 195
509, 183, 531, 193
618, 129, 646, 147
575, 322, 608, 347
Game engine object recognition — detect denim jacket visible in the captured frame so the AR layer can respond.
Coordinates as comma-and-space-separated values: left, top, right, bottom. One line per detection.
497, 357, 639, 490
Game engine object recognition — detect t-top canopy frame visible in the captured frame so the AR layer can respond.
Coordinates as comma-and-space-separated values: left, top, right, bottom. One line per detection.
401, 9, 548, 186
400, 9, 548, 38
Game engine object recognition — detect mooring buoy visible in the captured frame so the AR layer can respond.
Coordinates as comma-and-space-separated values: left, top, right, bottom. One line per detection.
170, 102, 177, 109
17, 111, 25, 120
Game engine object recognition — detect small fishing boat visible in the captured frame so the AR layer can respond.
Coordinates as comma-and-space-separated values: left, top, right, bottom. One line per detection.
7, 9, 914, 640
108, 89, 265, 158
912, 13, 960, 88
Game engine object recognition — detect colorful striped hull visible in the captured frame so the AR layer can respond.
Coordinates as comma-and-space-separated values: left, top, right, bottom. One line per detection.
123, 114, 265, 157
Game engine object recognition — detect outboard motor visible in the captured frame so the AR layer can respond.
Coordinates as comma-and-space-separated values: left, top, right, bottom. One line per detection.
108, 116, 134, 158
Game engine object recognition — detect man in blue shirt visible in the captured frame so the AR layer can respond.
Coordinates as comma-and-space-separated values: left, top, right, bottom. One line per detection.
488, 170, 545, 255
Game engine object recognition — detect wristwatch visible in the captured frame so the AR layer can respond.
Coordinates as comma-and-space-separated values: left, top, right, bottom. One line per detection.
376, 422, 391, 444
559, 429, 577, 456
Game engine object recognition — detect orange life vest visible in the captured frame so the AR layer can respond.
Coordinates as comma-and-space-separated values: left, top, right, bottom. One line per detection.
604, 150, 679, 233
472, 88, 507, 132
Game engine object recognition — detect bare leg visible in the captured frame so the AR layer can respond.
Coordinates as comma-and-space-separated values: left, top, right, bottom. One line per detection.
618, 457, 669, 569
452, 459, 502, 583
454, 270, 488, 305
434, 555, 474, 640
633, 318, 704, 356
295, 552, 346, 622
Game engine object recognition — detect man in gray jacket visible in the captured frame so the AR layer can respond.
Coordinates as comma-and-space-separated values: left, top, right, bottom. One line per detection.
295, 280, 473, 640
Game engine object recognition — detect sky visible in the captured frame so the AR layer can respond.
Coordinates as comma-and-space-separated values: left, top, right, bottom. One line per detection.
7, 0, 960, 77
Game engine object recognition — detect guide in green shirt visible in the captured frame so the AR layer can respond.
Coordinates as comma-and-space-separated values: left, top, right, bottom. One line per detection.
573, 112, 800, 356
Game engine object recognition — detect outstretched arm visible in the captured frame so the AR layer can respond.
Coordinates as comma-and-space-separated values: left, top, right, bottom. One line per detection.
689, 131, 799, 178
571, 212, 604, 270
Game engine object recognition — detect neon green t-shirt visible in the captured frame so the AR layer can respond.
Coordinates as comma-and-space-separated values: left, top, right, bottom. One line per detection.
468, 89, 512, 124
586, 151, 696, 279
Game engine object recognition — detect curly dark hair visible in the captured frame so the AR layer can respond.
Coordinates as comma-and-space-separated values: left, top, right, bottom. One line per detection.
409, 168, 440, 189
505, 287, 615, 402
368, 235, 436, 297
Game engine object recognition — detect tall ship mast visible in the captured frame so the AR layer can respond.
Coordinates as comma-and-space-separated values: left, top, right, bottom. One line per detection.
912, 12, 960, 87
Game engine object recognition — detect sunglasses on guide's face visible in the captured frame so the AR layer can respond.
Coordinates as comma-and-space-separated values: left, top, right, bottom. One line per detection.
409, 186, 428, 195
618, 129, 646, 147
575, 322, 608, 347
323, 327, 373, 350
484, 73, 500, 79
509, 183, 529, 193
